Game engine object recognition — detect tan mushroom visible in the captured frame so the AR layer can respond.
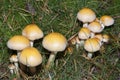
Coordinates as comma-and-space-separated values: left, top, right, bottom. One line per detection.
42, 32, 67, 69
7, 35, 30, 57
22, 24, 44, 47
102, 34, 109, 43
84, 38, 101, 59
100, 15, 114, 27
77, 27, 91, 48
8, 64, 16, 74
19, 47, 42, 74
77, 8, 96, 27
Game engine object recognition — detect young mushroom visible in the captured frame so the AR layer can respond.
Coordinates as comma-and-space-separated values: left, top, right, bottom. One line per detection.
78, 27, 91, 48
77, 8, 96, 27
84, 38, 102, 59
10, 54, 18, 67
100, 15, 114, 27
22, 24, 44, 47
8, 64, 16, 75
42, 32, 67, 69
94, 34, 103, 42
19, 47, 42, 75
102, 34, 109, 43
88, 21, 104, 38
9, 54, 19, 76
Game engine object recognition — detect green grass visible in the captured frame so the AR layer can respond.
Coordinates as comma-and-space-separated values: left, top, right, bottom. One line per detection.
0, 0, 120, 80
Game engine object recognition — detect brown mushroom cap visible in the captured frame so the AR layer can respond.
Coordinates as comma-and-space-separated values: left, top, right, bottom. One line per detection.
100, 15, 114, 26
22, 24, 44, 41
7, 35, 30, 50
78, 27, 91, 39
19, 47, 42, 67
84, 38, 101, 52
42, 32, 67, 52
77, 8, 96, 23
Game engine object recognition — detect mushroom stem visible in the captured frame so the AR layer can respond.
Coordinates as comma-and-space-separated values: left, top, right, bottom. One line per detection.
46, 52, 57, 69
30, 40, 34, 47
10, 69, 14, 74
87, 52, 93, 59
90, 32, 95, 38
83, 23, 88, 27
17, 50, 21, 57
15, 51, 21, 78
76, 40, 84, 51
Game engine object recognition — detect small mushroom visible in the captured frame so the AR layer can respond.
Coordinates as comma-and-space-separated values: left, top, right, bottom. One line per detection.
10, 54, 18, 68
102, 34, 109, 43
22, 24, 44, 47
77, 8, 96, 27
100, 15, 114, 27
9, 54, 19, 76
88, 21, 104, 37
19, 47, 42, 74
42, 32, 67, 69
78, 27, 91, 48
84, 38, 101, 59
8, 64, 16, 75
94, 34, 103, 42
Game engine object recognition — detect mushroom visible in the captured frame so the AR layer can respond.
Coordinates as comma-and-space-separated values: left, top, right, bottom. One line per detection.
7, 35, 30, 57
94, 34, 103, 42
42, 32, 67, 69
10, 54, 18, 68
102, 34, 109, 43
77, 8, 96, 27
7, 35, 30, 77
88, 21, 104, 38
22, 24, 44, 47
8, 64, 16, 75
9, 54, 19, 76
84, 38, 102, 59
78, 27, 91, 48
100, 15, 114, 27
19, 47, 42, 74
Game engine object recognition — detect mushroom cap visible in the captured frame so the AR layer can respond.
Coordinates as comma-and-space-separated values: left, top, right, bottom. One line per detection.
78, 27, 91, 39
84, 38, 101, 52
10, 54, 18, 63
88, 21, 103, 33
42, 32, 67, 52
100, 15, 114, 26
94, 34, 103, 42
103, 34, 109, 43
8, 64, 16, 70
22, 24, 44, 41
7, 35, 30, 50
77, 8, 96, 23
19, 47, 42, 67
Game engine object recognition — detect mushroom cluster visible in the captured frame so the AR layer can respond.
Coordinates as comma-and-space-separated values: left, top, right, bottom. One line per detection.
7, 23, 68, 78
7, 24, 44, 77
6, 7, 114, 79
69, 8, 114, 59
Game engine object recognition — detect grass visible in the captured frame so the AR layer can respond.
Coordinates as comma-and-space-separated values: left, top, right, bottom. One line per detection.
0, 0, 120, 80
